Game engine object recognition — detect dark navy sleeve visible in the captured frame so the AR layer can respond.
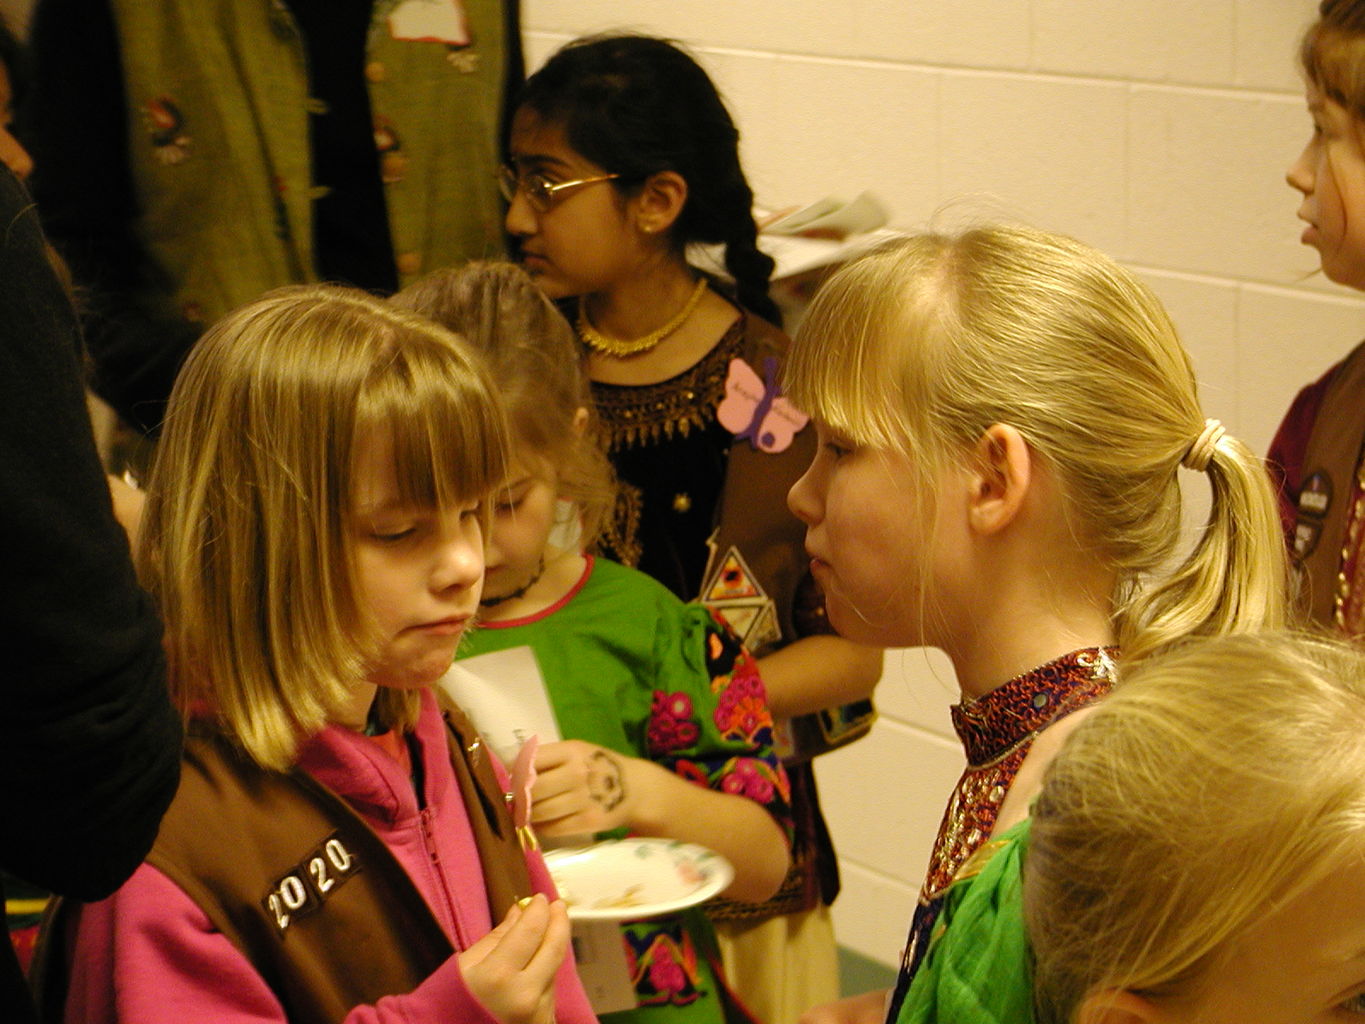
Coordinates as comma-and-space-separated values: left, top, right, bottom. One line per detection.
0, 166, 181, 900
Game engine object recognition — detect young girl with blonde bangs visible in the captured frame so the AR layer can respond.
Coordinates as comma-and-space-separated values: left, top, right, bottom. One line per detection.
1273, 0, 1365, 636
396, 260, 793, 1024
38, 286, 595, 1024
786, 225, 1289, 1024
1025, 632, 1365, 1024
504, 36, 883, 1021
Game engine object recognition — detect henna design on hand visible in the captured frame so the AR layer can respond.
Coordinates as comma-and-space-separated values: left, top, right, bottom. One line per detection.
587, 750, 625, 812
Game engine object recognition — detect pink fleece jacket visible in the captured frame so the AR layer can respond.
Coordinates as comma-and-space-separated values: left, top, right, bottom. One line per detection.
61, 689, 597, 1024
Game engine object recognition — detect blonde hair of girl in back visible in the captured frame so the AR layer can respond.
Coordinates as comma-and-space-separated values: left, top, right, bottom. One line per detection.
1024, 631, 1365, 1023
782, 223, 1289, 666
394, 260, 616, 550
138, 285, 508, 772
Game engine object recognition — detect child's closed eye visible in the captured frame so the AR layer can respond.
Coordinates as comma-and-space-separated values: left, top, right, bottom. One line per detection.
495, 480, 535, 516
1340, 987, 1365, 1015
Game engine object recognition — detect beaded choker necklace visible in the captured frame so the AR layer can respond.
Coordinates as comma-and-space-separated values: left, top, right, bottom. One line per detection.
479, 557, 546, 608
576, 277, 707, 357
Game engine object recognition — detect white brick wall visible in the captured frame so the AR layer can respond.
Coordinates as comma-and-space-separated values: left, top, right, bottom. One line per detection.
527, 0, 1365, 972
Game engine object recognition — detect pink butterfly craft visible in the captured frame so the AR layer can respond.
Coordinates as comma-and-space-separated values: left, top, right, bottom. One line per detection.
716, 357, 809, 453
510, 735, 539, 852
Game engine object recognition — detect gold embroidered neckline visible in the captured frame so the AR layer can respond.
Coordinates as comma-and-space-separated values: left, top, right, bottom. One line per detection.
591, 319, 745, 451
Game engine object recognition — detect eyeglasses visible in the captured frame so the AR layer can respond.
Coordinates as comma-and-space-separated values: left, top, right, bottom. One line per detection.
497, 164, 621, 213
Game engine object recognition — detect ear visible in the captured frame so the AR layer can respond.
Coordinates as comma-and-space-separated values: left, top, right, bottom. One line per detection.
572, 406, 590, 435
1076, 989, 1167, 1024
632, 170, 688, 236
965, 423, 1031, 536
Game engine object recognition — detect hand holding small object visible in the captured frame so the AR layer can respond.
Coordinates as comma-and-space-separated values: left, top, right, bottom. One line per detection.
458, 893, 569, 1024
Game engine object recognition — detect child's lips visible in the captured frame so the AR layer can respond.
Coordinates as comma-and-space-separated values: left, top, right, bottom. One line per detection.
412, 615, 471, 636
1297, 208, 1318, 243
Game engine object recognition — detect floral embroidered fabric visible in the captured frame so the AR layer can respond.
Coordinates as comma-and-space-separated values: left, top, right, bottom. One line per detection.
591, 319, 745, 450
925, 646, 1116, 901
457, 556, 792, 1023
886, 648, 1117, 1024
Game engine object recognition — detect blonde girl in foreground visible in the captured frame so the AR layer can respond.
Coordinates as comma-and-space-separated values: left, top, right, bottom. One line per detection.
885, 632, 1365, 1023
1027, 632, 1365, 1023
398, 261, 792, 1024
42, 287, 595, 1024
787, 225, 1288, 1024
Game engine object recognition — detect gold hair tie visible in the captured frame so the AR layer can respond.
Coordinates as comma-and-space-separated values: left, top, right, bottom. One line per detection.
577, 277, 707, 358
1182, 418, 1226, 473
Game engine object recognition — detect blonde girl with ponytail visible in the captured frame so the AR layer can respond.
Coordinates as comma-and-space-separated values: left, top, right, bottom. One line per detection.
787, 224, 1289, 1024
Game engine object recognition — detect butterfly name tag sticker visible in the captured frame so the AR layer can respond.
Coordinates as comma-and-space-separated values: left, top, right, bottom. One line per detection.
510, 734, 539, 852
716, 356, 809, 453
389, 0, 470, 46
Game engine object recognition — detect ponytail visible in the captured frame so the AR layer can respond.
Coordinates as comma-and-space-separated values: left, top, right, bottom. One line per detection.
1119, 427, 1290, 665
784, 227, 1292, 668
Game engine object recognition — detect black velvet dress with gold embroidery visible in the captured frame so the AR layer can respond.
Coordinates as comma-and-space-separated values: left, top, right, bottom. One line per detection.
592, 322, 745, 600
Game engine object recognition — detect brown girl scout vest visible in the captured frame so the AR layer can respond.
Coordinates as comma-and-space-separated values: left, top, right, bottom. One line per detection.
34, 703, 530, 1024
1291, 339, 1365, 634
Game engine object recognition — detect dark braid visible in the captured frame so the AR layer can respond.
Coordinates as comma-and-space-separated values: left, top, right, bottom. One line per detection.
517, 33, 781, 326
716, 177, 781, 326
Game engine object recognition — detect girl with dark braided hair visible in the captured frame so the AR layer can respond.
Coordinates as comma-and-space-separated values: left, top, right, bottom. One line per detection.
504, 32, 883, 1024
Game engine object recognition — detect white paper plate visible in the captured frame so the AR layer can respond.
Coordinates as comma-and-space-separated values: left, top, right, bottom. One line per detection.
544, 838, 734, 921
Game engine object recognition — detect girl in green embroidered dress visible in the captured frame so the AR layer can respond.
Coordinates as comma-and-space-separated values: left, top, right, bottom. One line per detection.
398, 261, 794, 1024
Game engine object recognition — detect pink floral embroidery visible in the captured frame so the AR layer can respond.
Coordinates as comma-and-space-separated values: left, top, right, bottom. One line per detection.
626, 930, 703, 1007
720, 756, 777, 803
648, 949, 688, 997
648, 691, 700, 754
714, 658, 772, 743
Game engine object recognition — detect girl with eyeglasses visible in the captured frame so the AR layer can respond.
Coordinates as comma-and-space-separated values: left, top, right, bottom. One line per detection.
503, 32, 884, 1024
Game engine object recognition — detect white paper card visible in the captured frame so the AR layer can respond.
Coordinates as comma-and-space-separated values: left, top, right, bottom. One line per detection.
570, 919, 639, 1014
438, 648, 561, 765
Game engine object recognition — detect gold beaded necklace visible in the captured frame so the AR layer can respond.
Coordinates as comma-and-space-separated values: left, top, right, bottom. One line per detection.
576, 277, 708, 358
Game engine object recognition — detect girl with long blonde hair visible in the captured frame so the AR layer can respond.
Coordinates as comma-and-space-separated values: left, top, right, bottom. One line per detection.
1026, 632, 1365, 1024
788, 224, 1288, 1024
